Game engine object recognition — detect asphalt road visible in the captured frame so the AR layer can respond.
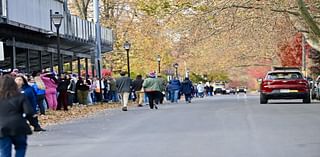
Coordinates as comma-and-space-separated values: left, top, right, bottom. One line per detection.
27, 94, 320, 157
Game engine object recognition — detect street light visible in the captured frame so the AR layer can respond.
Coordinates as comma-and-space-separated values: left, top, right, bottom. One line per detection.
157, 55, 161, 74
51, 12, 64, 77
174, 63, 179, 78
123, 41, 131, 77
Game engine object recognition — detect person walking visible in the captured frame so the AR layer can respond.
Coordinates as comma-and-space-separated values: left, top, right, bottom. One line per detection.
180, 77, 194, 103
143, 72, 163, 109
0, 75, 34, 157
116, 71, 132, 111
15, 75, 46, 132
197, 82, 205, 98
157, 74, 167, 104
132, 75, 144, 107
167, 78, 181, 103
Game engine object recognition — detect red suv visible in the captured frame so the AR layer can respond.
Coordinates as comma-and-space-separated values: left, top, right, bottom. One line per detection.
260, 67, 310, 104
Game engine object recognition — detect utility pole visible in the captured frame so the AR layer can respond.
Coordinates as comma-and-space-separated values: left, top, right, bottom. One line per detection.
302, 34, 307, 77
94, 0, 103, 101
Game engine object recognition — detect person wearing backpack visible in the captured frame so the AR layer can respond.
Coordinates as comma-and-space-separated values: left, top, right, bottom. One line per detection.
31, 72, 46, 115
132, 75, 144, 107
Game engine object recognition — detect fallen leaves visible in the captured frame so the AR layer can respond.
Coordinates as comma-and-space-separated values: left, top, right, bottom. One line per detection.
38, 102, 130, 127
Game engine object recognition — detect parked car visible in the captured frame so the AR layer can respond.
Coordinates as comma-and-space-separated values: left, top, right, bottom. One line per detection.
214, 87, 225, 95
225, 89, 231, 94
237, 86, 247, 94
260, 67, 310, 104
213, 82, 226, 95
229, 88, 236, 94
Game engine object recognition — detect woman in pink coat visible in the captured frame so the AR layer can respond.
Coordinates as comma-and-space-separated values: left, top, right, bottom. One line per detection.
41, 73, 58, 110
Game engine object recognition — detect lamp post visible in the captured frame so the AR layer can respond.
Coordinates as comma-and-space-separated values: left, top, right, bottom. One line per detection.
174, 63, 179, 78
51, 12, 64, 77
157, 55, 161, 74
124, 41, 131, 77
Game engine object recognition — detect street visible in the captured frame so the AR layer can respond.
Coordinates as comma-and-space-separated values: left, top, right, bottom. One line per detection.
28, 95, 320, 157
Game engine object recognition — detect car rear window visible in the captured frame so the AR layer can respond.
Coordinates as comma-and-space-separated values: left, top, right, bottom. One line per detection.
266, 72, 303, 80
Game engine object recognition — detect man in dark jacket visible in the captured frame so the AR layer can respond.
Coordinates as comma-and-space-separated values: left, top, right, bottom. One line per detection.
116, 71, 132, 111
132, 75, 144, 107
181, 77, 193, 103
57, 74, 70, 111
168, 78, 181, 103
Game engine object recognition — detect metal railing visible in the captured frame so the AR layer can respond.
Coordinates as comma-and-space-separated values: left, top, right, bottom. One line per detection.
1, 0, 112, 46
64, 13, 113, 46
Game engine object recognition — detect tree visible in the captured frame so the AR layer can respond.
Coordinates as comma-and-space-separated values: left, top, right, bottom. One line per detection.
277, 33, 311, 66
69, 0, 92, 20
309, 48, 320, 75
297, 0, 320, 51
67, 0, 320, 81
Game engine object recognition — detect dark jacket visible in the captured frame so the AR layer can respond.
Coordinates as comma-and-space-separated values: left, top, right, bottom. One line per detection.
22, 84, 38, 113
76, 79, 91, 91
57, 78, 70, 92
116, 76, 132, 93
132, 78, 144, 91
109, 79, 117, 91
181, 79, 193, 94
0, 94, 33, 137
168, 79, 181, 91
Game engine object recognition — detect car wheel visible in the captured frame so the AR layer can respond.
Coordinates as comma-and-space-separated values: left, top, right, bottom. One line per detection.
260, 93, 268, 104
303, 94, 311, 103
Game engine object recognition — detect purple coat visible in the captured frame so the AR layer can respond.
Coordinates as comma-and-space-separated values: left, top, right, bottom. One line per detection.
41, 74, 57, 94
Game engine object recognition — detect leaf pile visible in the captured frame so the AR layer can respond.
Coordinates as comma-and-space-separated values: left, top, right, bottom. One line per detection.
38, 102, 125, 127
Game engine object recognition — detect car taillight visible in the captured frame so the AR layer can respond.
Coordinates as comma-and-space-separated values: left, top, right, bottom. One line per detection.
262, 80, 272, 87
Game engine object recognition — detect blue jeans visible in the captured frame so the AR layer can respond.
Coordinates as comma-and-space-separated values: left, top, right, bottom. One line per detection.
144, 93, 149, 104
109, 91, 118, 102
198, 92, 204, 98
170, 90, 179, 103
0, 135, 27, 157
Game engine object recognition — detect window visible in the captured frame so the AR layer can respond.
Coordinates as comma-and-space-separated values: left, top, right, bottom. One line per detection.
266, 72, 303, 80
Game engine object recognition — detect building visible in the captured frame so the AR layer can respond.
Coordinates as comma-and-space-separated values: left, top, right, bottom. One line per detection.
0, 0, 113, 75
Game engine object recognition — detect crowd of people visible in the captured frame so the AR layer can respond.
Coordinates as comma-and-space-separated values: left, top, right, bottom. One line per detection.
0, 68, 216, 157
